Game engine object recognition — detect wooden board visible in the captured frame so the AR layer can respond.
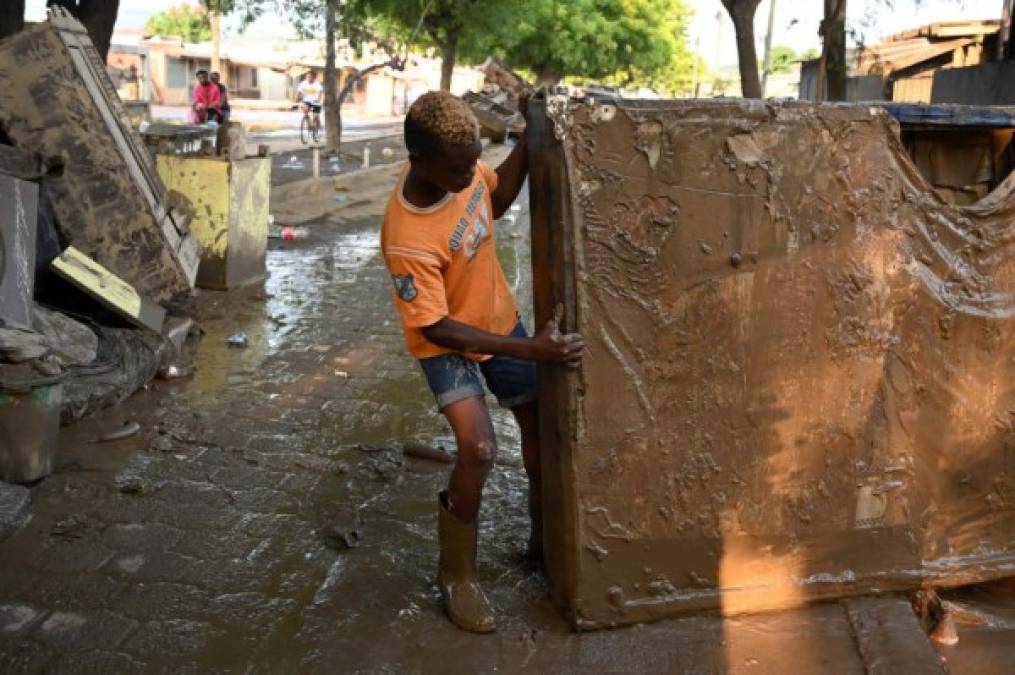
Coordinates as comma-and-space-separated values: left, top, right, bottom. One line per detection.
842, 597, 948, 675
51, 246, 165, 333
883, 102, 1015, 129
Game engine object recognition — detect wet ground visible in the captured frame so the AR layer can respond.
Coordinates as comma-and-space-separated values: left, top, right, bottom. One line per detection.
270, 135, 408, 186
2, 157, 1014, 673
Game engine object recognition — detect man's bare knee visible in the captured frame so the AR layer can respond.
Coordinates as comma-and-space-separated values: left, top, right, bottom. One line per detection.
460, 438, 498, 469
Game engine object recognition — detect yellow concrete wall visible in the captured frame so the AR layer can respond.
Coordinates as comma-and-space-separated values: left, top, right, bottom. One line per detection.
156, 155, 270, 289
157, 155, 231, 257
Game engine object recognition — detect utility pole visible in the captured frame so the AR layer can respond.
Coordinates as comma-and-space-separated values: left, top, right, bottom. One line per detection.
691, 32, 701, 97
714, 10, 723, 73
761, 0, 777, 97
209, 1, 222, 78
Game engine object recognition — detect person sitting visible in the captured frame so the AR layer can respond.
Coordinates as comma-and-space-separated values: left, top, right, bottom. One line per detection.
191, 69, 223, 124
210, 71, 230, 122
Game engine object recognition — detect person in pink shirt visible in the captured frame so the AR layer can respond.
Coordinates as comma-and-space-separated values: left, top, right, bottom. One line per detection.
191, 69, 223, 124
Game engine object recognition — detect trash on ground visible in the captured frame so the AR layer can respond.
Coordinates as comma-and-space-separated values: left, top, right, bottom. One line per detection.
226, 333, 249, 348
92, 421, 142, 444
280, 226, 309, 241
156, 365, 186, 380
402, 442, 454, 464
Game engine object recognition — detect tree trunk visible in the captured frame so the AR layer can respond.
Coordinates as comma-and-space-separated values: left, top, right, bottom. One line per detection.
47, 0, 120, 60
331, 60, 397, 156
323, 0, 340, 155
0, 0, 25, 40
535, 68, 563, 86
721, 0, 762, 99
823, 0, 847, 101
439, 28, 459, 92
760, 0, 777, 97
209, 8, 221, 76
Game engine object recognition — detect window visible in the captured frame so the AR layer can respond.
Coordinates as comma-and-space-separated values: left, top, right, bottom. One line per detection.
166, 58, 188, 89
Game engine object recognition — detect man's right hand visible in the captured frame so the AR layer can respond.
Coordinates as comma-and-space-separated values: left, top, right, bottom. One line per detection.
526, 317, 584, 365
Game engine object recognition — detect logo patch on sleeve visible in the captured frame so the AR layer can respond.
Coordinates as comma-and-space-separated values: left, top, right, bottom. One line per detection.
392, 273, 417, 302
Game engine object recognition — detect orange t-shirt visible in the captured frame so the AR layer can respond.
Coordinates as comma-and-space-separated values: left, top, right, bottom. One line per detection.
381, 161, 519, 360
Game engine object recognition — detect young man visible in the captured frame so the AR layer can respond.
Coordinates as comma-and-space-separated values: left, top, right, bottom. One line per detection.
381, 91, 584, 634
210, 71, 230, 122
297, 71, 323, 131
191, 69, 222, 124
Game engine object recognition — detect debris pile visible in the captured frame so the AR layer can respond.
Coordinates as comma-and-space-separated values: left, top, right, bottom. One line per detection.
462, 58, 533, 143
0, 9, 202, 486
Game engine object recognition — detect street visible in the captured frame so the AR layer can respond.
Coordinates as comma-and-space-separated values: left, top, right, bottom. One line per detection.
152, 105, 404, 145
1, 153, 1012, 674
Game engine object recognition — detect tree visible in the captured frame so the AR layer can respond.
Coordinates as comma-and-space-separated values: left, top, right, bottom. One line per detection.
47, 0, 120, 60
222, 0, 406, 153
323, 0, 339, 154
800, 47, 820, 61
489, 0, 693, 90
767, 46, 797, 75
363, 0, 513, 91
143, 5, 212, 42
0, 0, 26, 40
720, 0, 762, 98
819, 0, 846, 100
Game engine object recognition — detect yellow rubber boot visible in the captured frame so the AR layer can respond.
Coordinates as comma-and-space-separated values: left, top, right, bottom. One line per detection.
437, 492, 496, 633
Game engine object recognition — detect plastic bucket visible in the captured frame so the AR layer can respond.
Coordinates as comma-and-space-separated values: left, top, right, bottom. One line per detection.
0, 374, 63, 483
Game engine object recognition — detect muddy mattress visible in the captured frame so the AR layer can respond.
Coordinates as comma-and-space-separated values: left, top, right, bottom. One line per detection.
527, 95, 1015, 629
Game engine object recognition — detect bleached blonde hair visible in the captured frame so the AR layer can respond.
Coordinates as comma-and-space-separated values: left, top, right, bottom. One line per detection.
404, 91, 479, 155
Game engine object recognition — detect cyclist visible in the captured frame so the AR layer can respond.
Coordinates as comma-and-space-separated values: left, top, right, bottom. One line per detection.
297, 71, 323, 135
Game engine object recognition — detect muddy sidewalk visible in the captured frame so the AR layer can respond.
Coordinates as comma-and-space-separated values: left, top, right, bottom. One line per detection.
0, 151, 1013, 674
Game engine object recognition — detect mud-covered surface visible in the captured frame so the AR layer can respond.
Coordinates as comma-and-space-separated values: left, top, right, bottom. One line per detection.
529, 97, 1015, 628
1, 140, 1012, 674
0, 22, 193, 304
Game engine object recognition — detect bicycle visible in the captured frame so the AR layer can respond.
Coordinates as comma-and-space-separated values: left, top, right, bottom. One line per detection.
300, 103, 322, 145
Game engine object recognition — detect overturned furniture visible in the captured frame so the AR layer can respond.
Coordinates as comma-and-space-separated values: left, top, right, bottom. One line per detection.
463, 91, 525, 144
0, 9, 198, 308
528, 95, 1015, 629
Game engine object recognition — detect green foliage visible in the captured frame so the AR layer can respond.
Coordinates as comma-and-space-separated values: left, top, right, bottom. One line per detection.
356, 0, 694, 92
800, 47, 820, 61
358, 0, 516, 56
215, 0, 697, 93
491, 0, 694, 89
767, 45, 797, 74
144, 4, 212, 42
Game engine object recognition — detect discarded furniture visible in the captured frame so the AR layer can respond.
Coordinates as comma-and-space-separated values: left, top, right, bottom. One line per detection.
882, 102, 1015, 205
463, 91, 525, 143
0, 9, 198, 307
481, 57, 532, 101
51, 246, 166, 333
528, 94, 1015, 629
156, 156, 271, 290
0, 175, 38, 330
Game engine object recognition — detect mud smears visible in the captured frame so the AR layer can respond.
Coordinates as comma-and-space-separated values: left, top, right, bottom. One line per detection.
529, 97, 1015, 629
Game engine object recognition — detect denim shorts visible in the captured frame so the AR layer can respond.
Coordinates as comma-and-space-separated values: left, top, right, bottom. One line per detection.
419, 322, 538, 410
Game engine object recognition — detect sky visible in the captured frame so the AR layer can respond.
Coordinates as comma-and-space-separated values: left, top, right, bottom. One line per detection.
25, 0, 1006, 70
